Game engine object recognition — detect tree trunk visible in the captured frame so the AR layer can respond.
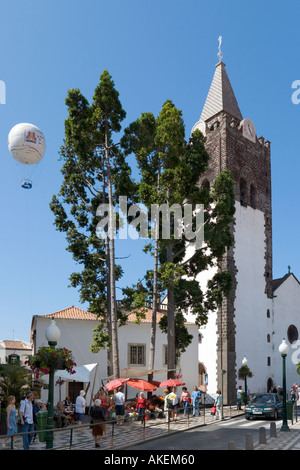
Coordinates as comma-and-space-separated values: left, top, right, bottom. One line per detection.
167, 243, 175, 379
147, 235, 159, 389
105, 129, 119, 378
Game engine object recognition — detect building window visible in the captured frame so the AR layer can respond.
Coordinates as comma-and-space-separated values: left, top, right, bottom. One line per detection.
128, 344, 146, 366
267, 357, 271, 366
162, 345, 180, 367
8, 354, 20, 364
163, 345, 168, 366
267, 334, 271, 343
267, 309, 270, 318
287, 325, 299, 344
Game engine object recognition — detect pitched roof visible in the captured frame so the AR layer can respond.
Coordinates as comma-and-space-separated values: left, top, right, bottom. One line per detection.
0, 340, 32, 350
36, 305, 97, 321
272, 273, 300, 292
33, 305, 164, 323
200, 61, 243, 122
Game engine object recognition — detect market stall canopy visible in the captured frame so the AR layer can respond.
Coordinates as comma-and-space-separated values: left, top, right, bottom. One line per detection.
40, 363, 98, 383
105, 378, 129, 391
104, 368, 176, 381
159, 379, 185, 387
127, 378, 157, 392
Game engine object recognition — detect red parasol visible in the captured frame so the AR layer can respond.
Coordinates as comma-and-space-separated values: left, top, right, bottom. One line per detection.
159, 379, 185, 387
152, 380, 161, 387
104, 378, 128, 391
127, 378, 157, 392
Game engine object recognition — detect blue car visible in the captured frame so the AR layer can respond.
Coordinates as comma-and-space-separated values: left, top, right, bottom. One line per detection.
245, 393, 282, 420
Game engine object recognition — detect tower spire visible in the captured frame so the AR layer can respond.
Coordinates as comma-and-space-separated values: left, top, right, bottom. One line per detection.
199, 53, 242, 123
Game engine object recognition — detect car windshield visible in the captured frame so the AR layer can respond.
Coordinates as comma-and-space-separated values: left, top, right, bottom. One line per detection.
251, 394, 276, 404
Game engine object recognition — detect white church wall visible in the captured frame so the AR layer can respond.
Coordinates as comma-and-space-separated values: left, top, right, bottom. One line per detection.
272, 275, 300, 392
234, 202, 273, 394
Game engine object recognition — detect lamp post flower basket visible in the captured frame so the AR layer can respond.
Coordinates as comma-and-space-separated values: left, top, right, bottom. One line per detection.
25, 347, 77, 378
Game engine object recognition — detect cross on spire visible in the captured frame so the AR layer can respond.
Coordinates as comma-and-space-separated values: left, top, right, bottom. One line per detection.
217, 36, 223, 62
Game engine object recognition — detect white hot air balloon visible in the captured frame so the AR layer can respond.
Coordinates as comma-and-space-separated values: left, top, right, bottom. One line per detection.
8, 123, 46, 189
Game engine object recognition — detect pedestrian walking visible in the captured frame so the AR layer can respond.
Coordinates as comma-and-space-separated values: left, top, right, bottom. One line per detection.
75, 390, 86, 426
114, 387, 125, 425
2, 396, 18, 449
163, 389, 172, 423
90, 399, 106, 448
19, 390, 35, 450
180, 387, 191, 416
237, 386, 243, 410
171, 387, 179, 421
136, 392, 147, 424
215, 389, 222, 420
191, 386, 201, 416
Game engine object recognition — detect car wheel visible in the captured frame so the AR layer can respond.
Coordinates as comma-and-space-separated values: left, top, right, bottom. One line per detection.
273, 410, 278, 420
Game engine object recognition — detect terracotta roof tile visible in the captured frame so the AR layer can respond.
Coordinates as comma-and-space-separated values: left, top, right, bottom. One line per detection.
0, 340, 31, 350
127, 308, 164, 323
39, 306, 97, 321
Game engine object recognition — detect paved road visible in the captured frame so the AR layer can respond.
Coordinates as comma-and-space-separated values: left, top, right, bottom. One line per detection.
128, 413, 300, 451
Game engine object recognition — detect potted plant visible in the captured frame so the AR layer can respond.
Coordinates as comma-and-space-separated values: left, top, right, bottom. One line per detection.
25, 347, 76, 378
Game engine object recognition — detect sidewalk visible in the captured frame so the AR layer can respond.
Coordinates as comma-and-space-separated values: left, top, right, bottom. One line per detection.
0, 406, 240, 451
254, 419, 300, 451
1, 406, 300, 450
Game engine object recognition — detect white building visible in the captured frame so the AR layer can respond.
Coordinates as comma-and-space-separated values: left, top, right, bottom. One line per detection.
30, 305, 199, 406
0, 340, 32, 365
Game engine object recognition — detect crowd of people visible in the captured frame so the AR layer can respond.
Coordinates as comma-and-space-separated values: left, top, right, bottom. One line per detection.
1, 384, 207, 449
6, 382, 272, 450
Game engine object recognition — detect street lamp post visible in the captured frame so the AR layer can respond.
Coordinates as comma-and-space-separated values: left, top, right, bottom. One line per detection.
221, 369, 226, 420
279, 339, 290, 432
45, 320, 61, 449
242, 356, 248, 405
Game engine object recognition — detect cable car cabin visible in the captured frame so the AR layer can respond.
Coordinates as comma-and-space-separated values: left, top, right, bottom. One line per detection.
21, 178, 32, 189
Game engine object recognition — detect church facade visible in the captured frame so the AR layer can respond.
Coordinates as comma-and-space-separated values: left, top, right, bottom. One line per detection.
190, 57, 300, 403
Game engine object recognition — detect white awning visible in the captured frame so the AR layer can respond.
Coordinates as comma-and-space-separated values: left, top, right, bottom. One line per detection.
104, 367, 176, 380
42, 363, 98, 383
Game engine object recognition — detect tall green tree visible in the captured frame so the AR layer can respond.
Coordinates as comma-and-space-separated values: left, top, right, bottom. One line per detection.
50, 70, 134, 378
122, 100, 235, 378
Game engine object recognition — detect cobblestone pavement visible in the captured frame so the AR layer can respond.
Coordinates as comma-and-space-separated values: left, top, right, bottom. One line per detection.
2, 406, 300, 451
0, 406, 241, 451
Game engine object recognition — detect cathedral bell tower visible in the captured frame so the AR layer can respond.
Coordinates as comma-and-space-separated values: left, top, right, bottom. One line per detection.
193, 41, 273, 403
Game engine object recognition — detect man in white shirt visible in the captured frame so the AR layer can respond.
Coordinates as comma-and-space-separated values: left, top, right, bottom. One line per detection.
19, 391, 34, 450
114, 388, 125, 425
75, 390, 86, 425
171, 387, 179, 421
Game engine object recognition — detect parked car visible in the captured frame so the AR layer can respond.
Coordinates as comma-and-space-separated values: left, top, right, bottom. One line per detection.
245, 393, 282, 420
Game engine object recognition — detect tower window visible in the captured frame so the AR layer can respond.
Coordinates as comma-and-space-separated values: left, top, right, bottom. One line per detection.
201, 179, 210, 190
287, 325, 299, 344
240, 178, 247, 206
250, 184, 257, 209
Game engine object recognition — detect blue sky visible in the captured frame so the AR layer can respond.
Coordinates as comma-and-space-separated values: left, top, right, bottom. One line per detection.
0, 0, 299, 343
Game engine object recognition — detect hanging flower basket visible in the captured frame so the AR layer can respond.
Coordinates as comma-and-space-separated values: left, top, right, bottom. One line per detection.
25, 347, 77, 378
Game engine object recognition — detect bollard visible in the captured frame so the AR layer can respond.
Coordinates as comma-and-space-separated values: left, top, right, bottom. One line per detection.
245, 433, 254, 450
228, 440, 236, 450
259, 427, 267, 444
270, 421, 277, 438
